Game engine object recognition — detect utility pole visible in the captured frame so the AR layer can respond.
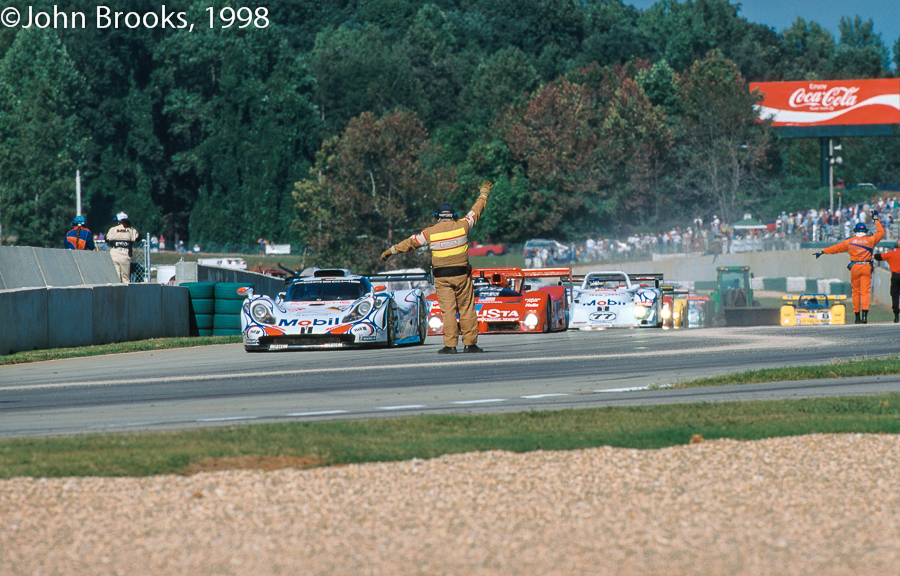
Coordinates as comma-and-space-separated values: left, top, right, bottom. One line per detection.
828, 139, 842, 213
76, 170, 82, 216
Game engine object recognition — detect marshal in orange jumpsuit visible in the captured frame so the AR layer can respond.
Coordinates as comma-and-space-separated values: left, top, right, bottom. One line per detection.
815, 215, 884, 323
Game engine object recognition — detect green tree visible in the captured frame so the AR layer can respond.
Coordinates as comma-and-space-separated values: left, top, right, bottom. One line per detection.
151, 19, 322, 247
0, 28, 88, 247
495, 79, 605, 237
293, 109, 457, 273
831, 16, 891, 78
467, 46, 541, 124
777, 18, 836, 80
637, 0, 779, 82
307, 24, 424, 138
400, 4, 468, 127
675, 50, 771, 222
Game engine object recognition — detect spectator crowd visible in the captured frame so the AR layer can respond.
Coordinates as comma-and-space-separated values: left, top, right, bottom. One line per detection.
531, 197, 900, 266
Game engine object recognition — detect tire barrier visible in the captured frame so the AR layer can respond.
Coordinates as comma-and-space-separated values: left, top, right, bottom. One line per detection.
213, 282, 253, 337
182, 282, 216, 337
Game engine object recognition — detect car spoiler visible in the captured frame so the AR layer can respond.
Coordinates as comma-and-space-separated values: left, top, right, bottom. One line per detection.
661, 285, 691, 297
781, 294, 847, 302
368, 271, 434, 285
628, 273, 664, 289
472, 266, 573, 293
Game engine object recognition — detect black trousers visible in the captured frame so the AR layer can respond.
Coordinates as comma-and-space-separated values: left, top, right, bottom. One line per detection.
891, 272, 900, 313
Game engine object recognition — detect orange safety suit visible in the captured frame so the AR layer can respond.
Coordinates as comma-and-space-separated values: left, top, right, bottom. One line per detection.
822, 220, 884, 313
386, 184, 490, 347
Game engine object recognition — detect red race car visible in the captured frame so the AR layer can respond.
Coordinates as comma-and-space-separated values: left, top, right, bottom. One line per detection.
426, 267, 571, 335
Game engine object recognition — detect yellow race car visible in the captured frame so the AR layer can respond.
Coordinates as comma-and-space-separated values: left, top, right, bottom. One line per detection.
780, 294, 847, 326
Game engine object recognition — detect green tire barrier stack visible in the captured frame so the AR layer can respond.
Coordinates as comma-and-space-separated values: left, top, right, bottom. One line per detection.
213, 282, 253, 336
182, 282, 216, 336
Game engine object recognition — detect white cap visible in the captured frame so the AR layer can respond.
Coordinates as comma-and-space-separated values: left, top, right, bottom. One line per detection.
116, 212, 129, 222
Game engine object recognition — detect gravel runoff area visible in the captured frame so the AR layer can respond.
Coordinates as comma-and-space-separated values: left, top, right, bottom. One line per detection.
2, 433, 899, 575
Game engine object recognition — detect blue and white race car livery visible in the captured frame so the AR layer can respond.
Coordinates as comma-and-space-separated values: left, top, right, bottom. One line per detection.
239, 269, 430, 351
569, 271, 663, 329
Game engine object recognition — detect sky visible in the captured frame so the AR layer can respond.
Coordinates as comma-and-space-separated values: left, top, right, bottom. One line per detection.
626, 0, 900, 47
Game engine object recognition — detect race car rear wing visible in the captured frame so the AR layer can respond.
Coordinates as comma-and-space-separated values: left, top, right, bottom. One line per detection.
781, 294, 847, 303
472, 266, 573, 291
628, 273, 664, 289
368, 271, 434, 285
661, 285, 690, 297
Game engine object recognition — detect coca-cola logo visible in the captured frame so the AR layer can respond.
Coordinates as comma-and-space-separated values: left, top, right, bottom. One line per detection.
789, 85, 859, 109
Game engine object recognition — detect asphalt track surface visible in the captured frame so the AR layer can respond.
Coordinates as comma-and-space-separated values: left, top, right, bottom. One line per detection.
2, 324, 900, 438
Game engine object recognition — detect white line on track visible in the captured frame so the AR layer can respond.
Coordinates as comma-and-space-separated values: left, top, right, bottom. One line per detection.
196, 416, 257, 422
452, 398, 506, 405
285, 410, 348, 417
379, 405, 427, 410
521, 393, 570, 399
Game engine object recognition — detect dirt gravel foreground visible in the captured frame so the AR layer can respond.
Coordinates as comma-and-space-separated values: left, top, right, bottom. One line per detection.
2, 433, 899, 576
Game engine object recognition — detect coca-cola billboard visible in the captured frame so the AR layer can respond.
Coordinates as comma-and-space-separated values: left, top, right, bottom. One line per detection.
750, 79, 900, 126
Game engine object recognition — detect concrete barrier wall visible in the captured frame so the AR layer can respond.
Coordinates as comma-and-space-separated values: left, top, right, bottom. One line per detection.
174, 262, 286, 297
0, 284, 190, 356
573, 250, 853, 283
0, 246, 119, 289
0, 287, 49, 355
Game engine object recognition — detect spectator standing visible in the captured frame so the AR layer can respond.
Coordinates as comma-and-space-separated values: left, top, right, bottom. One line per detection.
106, 212, 141, 283
64, 215, 97, 251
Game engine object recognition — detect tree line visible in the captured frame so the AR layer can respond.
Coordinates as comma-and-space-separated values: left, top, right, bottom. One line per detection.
1, 0, 899, 272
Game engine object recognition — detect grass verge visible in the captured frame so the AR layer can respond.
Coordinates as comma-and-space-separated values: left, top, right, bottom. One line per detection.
0, 336, 242, 366
1, 394, 899, 479
669, 356, 900, 388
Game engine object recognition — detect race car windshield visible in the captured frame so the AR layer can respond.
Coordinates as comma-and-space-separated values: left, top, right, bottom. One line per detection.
588, 278, 625, 290
474, 285, 520, 298
286, 281, 366, 302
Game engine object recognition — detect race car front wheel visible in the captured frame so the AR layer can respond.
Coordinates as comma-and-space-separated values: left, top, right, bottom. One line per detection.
386, 306, 396, 347
416, 296, 427, 345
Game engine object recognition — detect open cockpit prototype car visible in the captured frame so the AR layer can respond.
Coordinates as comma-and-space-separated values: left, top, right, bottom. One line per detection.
570, 271, 663, 329
780, 293, 847, 326
660, 285, 716, 329
426, 267, 571, 335
238, 269, 431, 351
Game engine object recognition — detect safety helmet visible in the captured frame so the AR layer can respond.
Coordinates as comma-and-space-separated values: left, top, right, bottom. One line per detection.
71, 215, 86, 226
434, 204, 457, 219
853, 222, 868, 233
589, 278, 603, 288
116, 211, 129, 222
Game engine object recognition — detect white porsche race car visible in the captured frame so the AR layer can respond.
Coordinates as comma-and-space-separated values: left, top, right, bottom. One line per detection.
569, 271, 663, 329
239, 269, 430, 351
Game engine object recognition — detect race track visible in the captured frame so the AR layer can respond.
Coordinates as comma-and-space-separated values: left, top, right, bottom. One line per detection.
2, 325, 900, 438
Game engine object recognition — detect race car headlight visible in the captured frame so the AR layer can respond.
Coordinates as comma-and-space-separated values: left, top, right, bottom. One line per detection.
661, 303, 671, 319
634, 305, 648, 319
342, 300, 373, 323
428, 316, 443, 331
524, 313, 540, 329
251, 302, 275, 325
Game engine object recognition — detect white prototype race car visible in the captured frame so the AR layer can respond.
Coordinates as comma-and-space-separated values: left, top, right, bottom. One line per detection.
569, 271, 663, 329
239, 269, 430, 351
